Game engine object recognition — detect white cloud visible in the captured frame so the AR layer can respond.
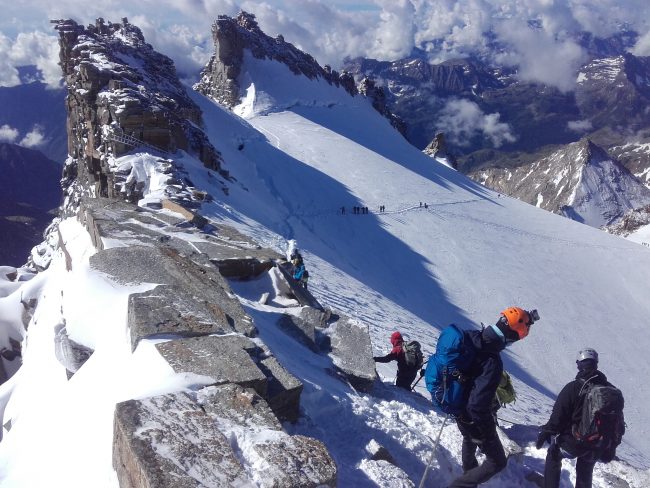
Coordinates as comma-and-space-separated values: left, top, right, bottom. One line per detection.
0, 124, 19, 143
437, 98, 516, 148
631, 31, 650, 56
1, 0, 650, 91
0, 30, 61, 88
10, 31, 61, 88
494, 19, 586, 92
0, 33, 21, 87
567, 119, 593, 133
19, 126, 47, 148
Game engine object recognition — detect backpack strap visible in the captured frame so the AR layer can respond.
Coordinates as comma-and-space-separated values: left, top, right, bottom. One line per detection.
577, 374, 599, 397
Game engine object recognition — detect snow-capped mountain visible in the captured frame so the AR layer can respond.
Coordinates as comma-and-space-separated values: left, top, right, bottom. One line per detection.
1, 13, 650, 488
469, 138, 650, 228
343, 38, 650, 231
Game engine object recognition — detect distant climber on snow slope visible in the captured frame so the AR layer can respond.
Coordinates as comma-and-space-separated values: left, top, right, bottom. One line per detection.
424, 306, 540, 487
373, 331, 424, 390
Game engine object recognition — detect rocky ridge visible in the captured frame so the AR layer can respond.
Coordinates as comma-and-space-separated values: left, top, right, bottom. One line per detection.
195, 11, 405, 135
41, 17, 382, 487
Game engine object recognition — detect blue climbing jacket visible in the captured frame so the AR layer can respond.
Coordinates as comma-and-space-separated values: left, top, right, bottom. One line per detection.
293, 264, 305, 280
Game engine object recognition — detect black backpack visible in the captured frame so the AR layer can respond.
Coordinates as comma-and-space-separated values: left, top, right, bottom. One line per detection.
403, 341, 424, 368
572, 379, 625, 455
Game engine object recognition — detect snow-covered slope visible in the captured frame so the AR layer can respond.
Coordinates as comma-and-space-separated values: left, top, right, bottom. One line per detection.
190, 52, 650, 463
2, 43, 650, 488
191, 54, 650, 469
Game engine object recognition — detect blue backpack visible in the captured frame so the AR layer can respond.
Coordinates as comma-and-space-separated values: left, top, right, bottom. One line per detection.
425, 324, 476, 415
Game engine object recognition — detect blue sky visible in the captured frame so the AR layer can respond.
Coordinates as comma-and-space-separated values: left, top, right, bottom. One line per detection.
1, 0, 650, 90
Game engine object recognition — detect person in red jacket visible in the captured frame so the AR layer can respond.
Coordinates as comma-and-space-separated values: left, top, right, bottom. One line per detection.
373, 331, 419, 390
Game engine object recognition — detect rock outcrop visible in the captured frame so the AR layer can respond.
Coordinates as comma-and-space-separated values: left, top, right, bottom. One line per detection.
52, 18, 224, 209
195, 11, 358, 108
423, 132, 458, 169
195, 11, 405, 135
113, 385, 337, 488
45, 16, 385, 488
62, 195, 337, 486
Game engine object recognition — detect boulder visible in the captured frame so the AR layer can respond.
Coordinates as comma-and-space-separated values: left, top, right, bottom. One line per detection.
197, 384, 337, 487
276, 262, 323, 310
161, 199, 207, 228
252, 435, 337, 487
328, 316, 377, 392
127, 284, 232, 351
90, 245, 257, 338
113, 392, 247, 487
276, 313, 318, 351
155, 335, 268, 397
211, 257, 275, 279
259, 356, 303, 422
197, 383, 281, 430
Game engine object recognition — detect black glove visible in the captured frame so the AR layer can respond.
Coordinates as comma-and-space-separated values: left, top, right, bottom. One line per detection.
419, 368, 425, 377
536, 430, 552, 449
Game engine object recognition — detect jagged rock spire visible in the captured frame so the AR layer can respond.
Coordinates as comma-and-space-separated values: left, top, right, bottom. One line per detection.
423, 132, 458, 168
195, 11, 359, 108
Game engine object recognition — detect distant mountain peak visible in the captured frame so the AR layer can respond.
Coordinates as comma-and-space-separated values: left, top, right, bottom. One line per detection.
195, 11, 358, 108
471, 138, 650, 228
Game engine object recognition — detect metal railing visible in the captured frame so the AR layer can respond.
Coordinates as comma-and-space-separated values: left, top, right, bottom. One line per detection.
108, 130, 170, 155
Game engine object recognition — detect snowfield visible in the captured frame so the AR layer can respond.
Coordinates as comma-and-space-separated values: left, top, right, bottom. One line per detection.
1, 53, 650, 487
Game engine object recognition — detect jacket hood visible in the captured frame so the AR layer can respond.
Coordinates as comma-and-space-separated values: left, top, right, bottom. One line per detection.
390, 331, 403, 346
478, 326, 506, 354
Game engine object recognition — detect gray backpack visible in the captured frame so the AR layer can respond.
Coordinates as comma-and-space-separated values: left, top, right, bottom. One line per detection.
403, 341, 423, 368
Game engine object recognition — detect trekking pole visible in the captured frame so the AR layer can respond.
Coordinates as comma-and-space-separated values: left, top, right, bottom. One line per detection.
410, 360, 428, 391
418, 413, 449, 488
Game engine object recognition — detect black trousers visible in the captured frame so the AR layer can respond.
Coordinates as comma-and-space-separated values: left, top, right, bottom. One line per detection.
448, 419, 507, 488
396, 369, 417, 390
544, 434, 596, 488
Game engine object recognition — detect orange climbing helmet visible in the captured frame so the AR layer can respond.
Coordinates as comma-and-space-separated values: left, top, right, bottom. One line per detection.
500, 307, 539, 340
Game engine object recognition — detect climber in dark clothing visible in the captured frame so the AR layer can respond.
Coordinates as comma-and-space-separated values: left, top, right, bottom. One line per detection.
536, 349, 621, 488
450, 307, 538, 488
373, 331, 419, 390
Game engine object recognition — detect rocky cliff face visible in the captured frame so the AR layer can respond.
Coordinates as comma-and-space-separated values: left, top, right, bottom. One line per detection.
195, 12, 405, 134
53, 18, 224, 209
195, 12, 358, 107
470, 139, 650, 228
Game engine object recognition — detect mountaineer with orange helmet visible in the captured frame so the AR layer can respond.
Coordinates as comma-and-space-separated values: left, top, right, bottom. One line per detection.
433, 306, 539, 488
